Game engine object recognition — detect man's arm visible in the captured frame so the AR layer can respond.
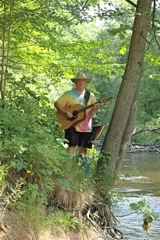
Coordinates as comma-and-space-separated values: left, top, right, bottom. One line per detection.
90, 93, 99, 112
54, 101, 73, 119
92, 103, 99, 112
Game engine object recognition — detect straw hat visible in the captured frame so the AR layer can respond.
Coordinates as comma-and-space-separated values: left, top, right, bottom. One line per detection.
71, 72, 91, 83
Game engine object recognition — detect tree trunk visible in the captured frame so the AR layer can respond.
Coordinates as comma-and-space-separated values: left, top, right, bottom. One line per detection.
0, 0, 14, 108
97, 0, 152, 180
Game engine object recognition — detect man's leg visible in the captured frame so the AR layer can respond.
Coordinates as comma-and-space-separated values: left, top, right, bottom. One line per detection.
65, 127, 78, 155
78, 147, 89, 173
67, 146, 77, 155
77, 132, 92, 173
78, 146, 87, 155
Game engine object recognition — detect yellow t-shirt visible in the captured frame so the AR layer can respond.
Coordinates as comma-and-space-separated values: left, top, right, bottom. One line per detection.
56, 89, 96, 132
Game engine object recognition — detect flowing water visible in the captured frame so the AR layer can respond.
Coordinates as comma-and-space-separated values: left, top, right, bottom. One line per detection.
111, 153, 160, 240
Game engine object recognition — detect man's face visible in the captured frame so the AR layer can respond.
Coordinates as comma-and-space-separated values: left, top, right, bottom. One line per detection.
76, 79, 86, 88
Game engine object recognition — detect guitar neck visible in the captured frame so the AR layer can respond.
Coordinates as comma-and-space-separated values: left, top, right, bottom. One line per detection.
77, 101, 100, 114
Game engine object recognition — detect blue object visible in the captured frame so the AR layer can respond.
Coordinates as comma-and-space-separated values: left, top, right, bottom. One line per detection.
76, 155, 89, 173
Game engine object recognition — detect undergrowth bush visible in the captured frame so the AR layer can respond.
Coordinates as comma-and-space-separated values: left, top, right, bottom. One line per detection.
0, 74, 109, 232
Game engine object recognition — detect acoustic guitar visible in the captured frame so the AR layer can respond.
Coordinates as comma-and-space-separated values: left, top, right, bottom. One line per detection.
56, 97, 112, 130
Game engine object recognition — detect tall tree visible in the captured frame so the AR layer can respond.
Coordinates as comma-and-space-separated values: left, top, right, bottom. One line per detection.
97, 0, 152, 179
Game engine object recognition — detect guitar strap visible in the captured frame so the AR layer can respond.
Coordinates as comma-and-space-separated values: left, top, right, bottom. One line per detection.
84, 90, 105, 142
84, 89, 90, 106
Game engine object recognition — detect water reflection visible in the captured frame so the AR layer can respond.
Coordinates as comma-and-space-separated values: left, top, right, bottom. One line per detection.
112, 153, 160, 240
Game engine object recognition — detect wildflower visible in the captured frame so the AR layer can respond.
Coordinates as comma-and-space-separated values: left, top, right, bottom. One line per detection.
142, 219, 151, 232
26, 169, 31, 174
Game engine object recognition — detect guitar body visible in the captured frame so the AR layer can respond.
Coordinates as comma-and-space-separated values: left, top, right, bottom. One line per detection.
56, 104, 86, 130
56, 97, 112, 130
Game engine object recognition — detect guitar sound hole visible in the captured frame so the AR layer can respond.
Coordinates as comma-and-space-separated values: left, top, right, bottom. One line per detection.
72, 110, 78, 117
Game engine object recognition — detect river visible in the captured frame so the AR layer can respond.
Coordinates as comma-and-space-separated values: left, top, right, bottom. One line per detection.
111, 152, 160, 240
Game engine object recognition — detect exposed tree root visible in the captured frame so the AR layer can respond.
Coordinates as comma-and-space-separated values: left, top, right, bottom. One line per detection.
48, 181, 123, 239
86, 208, 107, 240
82, 199, 123, 240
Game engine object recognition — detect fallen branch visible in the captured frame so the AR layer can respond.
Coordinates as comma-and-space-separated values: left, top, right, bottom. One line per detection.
132, 127, 160, 136
128, 143, 160, 153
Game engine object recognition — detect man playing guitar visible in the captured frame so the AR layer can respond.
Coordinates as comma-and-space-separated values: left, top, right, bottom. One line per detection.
54, 72, 99, 159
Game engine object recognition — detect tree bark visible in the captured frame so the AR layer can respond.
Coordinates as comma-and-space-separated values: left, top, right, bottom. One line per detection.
0, 0, 14, 108
97, 0, 152, 179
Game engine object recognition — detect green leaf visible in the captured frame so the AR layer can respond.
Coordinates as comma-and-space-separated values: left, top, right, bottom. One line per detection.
138, 200, 146, 207
150, 213, 158, 220
59, 179, 70, 190
144, 216, 153, 223
119, 46, 127, 55
130, 203, 139, 210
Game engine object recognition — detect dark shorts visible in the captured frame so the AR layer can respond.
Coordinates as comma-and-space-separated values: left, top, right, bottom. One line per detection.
65, 127, 92, 148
